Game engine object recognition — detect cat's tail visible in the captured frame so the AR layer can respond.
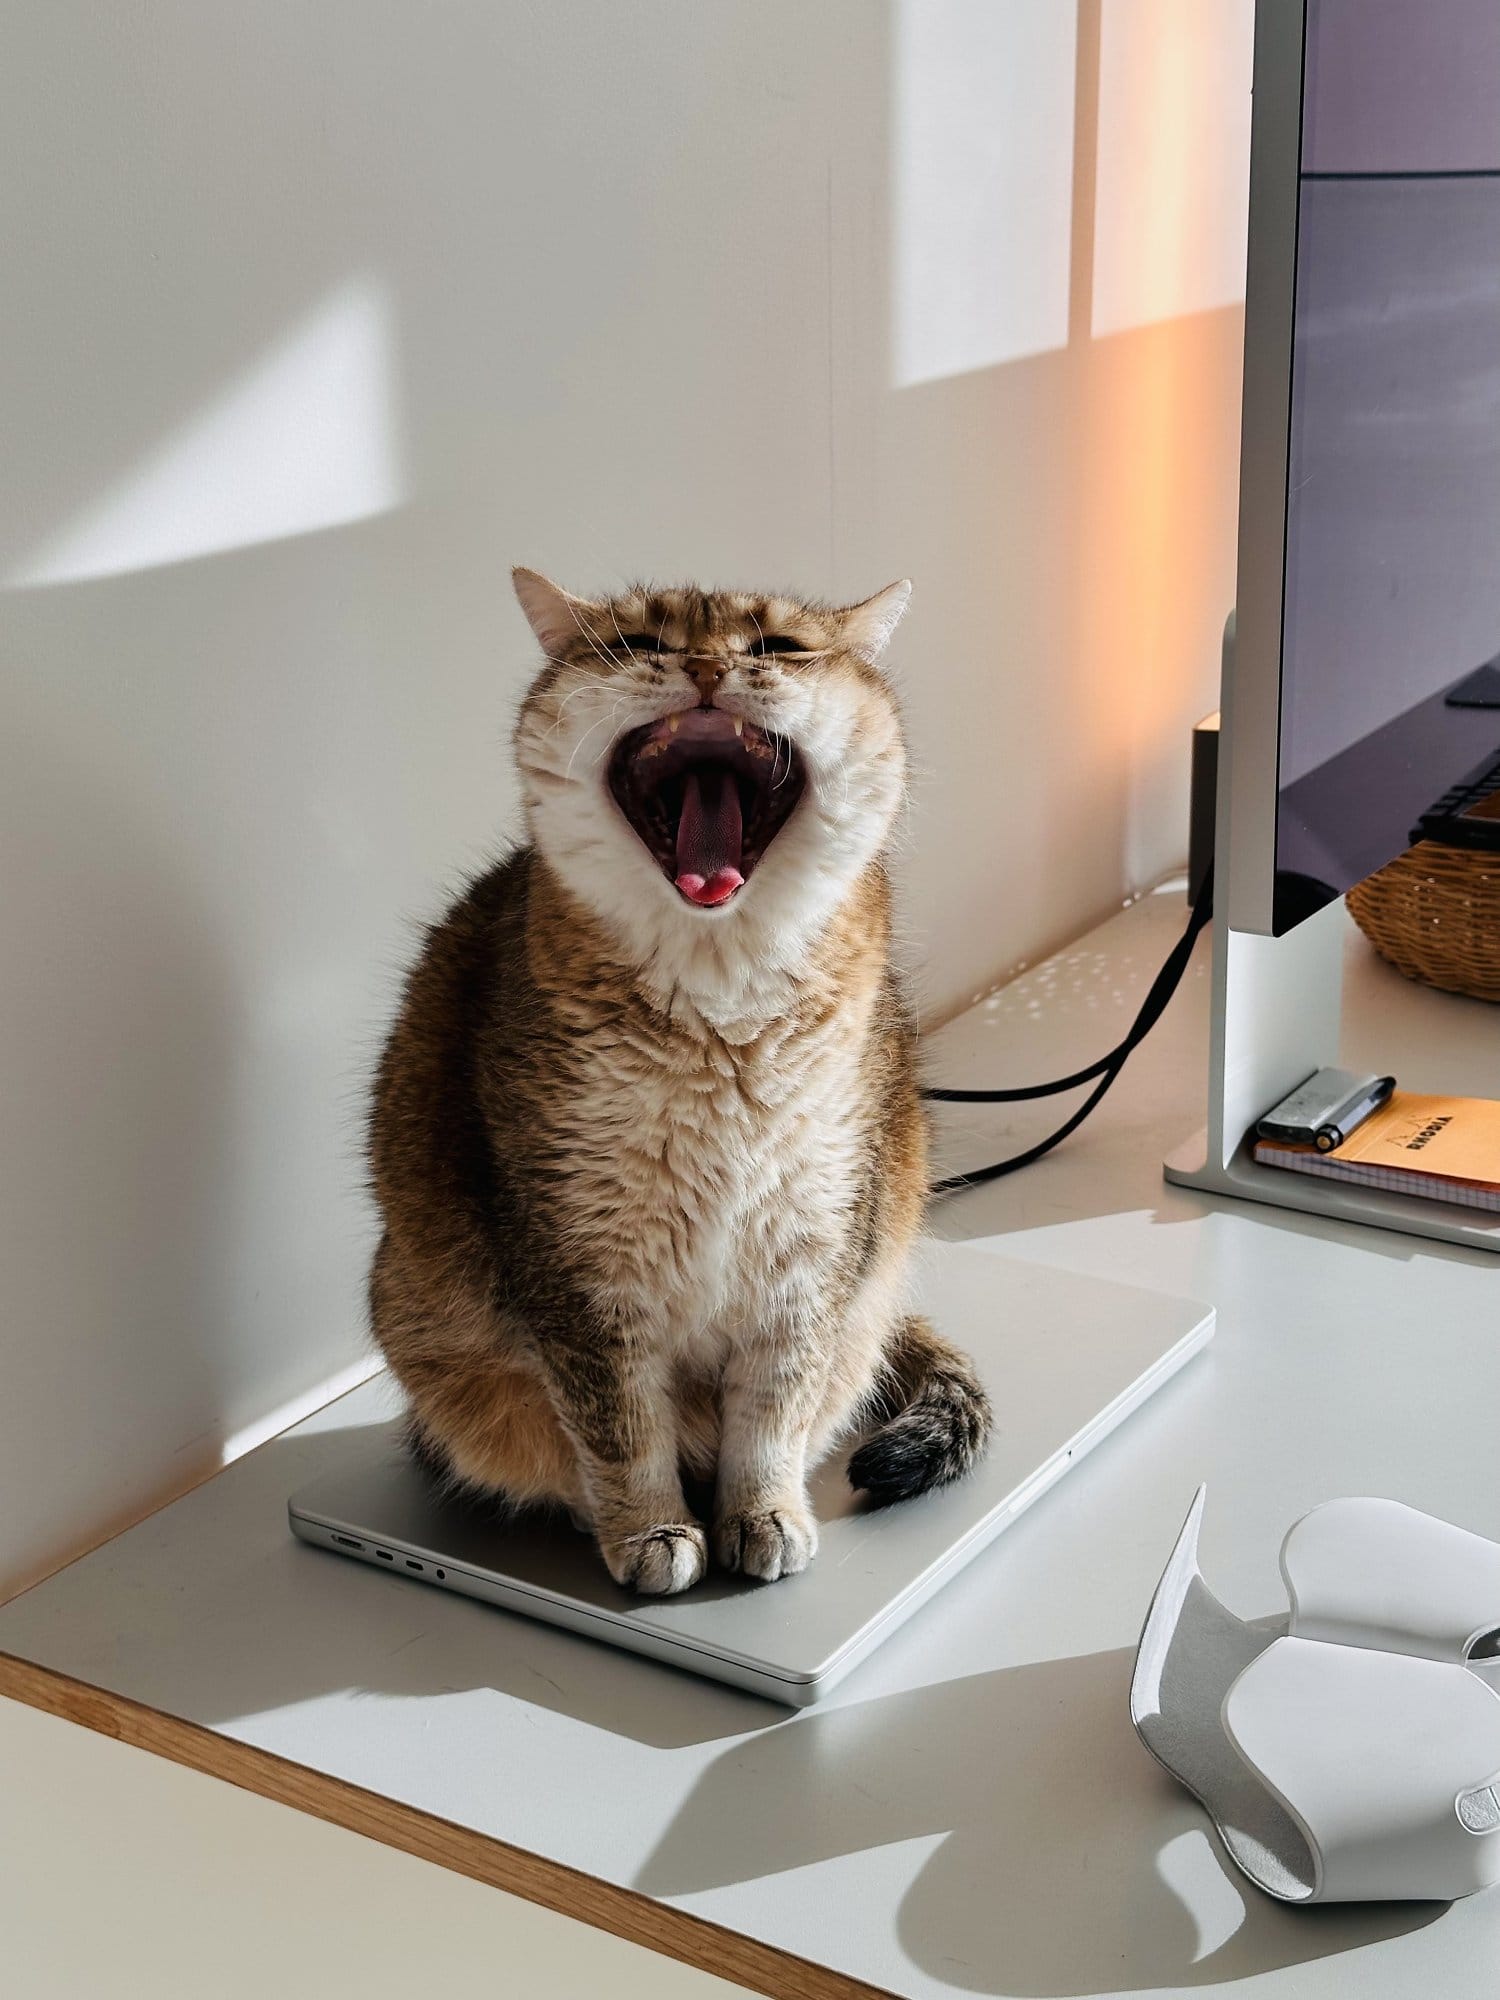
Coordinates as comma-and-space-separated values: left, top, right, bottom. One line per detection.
847, 1313, 993, 1505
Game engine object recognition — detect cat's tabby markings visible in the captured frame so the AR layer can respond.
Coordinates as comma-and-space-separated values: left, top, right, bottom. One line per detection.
367, 572, 991, 1595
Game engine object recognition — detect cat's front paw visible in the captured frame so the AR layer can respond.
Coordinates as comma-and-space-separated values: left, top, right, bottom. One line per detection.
713, 1506, 818, 1583
602, 1522, 708, 1596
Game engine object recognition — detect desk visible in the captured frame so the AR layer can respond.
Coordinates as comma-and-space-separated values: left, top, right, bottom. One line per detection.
4, 884, 1497, 2000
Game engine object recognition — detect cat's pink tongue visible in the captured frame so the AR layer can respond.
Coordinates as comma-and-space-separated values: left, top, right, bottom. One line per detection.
675, 767, 744, 907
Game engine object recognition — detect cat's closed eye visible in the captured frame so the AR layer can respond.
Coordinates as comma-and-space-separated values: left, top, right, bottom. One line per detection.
604, 629, 805, 659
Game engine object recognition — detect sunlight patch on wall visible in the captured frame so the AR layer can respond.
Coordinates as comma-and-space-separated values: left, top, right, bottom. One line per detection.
10, 279, 401, 587
892, 0, 1077, 387
219, 1355, 388, 1469
1091, 0, 1254, 338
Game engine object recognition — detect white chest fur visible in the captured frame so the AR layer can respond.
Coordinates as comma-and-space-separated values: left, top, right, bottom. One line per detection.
549, 1005, 871, 1353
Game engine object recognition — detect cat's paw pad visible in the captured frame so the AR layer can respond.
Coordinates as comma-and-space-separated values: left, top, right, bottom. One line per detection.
605, 1523, 708, 1596
714, 1507, 818, 1583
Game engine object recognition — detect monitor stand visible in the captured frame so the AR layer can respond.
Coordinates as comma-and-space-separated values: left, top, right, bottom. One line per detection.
1165, 621, 1500, 1256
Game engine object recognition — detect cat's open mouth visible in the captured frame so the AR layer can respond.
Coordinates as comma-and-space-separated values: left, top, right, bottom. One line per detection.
607, 708, 806, 907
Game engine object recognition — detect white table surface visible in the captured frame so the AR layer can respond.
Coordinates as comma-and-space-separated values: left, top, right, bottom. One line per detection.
4, 883, 1498, 2000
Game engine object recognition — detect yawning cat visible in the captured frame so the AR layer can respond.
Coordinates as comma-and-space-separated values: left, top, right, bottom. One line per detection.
367, 571, 992, 1594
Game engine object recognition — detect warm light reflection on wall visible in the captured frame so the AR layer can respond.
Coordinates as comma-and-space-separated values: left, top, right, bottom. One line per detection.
1077, 310, 1244, 881
1091, 0, 1253, 337
1080, 1, 1251, 872
888, 0, 1251, 896
10, 278, 401, 588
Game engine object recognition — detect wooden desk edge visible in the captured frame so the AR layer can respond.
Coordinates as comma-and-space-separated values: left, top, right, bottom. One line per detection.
0, 1650, 894, 2000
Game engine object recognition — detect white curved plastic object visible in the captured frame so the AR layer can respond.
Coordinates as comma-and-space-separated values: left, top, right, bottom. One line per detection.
1222, 1635, 1500, 1902
1132, 1488, 1500, 1905
1282, 1496, 1500, 1664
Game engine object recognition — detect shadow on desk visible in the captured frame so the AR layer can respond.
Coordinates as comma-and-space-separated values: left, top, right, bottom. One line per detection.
0, 1413, 1457, 1997
638, 1645, 1442, 1997
0, 1420, 776, 1754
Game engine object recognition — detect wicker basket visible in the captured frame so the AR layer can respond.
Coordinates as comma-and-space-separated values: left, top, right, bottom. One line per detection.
1346, 840, 1500, 1003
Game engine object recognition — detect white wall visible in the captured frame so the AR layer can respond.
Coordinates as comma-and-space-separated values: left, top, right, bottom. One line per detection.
0, 0, 1250, 1596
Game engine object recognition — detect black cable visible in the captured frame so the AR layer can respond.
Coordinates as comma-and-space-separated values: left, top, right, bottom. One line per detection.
927, 868, 1214, 1197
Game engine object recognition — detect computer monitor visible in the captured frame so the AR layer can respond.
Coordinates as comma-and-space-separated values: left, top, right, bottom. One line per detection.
1166, 0, 1500, 1255
1225, 0, 1500, 940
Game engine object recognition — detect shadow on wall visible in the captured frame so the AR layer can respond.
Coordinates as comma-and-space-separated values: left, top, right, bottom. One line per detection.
0, 1, 883, 1597
0, 692, 237, 1571
0, 1, 1249, 1594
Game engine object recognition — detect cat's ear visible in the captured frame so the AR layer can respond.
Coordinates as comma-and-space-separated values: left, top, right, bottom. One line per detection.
512, 567, 597, 658
836, 579, 912, 662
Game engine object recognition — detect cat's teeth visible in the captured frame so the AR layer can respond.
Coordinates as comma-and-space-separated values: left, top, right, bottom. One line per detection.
732, 718, 744, 736
667, 714, 680, 733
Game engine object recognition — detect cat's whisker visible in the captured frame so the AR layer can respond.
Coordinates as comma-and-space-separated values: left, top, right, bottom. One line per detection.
560, 596, 629, 676
542, 687, 613, 746
604, 599, 642, 664
563, 698, 634, 782
545, 667, 613, 694
549, 674, 621, 726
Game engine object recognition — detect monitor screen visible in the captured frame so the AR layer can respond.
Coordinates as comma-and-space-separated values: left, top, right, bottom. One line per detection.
1272, 0, 1500, 930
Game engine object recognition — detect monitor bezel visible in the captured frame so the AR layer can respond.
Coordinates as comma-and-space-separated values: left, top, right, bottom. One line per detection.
1224, 0, 1308, 937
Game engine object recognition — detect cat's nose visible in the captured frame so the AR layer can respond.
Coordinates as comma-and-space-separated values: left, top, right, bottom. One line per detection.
684, 657, 729, 704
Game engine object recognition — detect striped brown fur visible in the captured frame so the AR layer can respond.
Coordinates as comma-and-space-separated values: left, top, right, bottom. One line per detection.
368, 574, 990, 1594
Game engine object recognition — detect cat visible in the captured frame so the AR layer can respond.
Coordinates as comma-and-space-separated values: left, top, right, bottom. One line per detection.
366, 570, 992, 1595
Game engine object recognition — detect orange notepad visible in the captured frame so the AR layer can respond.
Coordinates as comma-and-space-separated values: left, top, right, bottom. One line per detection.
1254, 1091, 1500, 1213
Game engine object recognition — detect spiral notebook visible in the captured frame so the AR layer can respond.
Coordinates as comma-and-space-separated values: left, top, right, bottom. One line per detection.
1254, 1091, 1500, 1214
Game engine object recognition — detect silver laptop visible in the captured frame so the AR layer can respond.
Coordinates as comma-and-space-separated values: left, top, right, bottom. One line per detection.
289, 1241, 1213, 1705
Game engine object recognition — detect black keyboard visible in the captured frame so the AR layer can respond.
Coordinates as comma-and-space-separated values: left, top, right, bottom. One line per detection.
1414, 747, 1500, 852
